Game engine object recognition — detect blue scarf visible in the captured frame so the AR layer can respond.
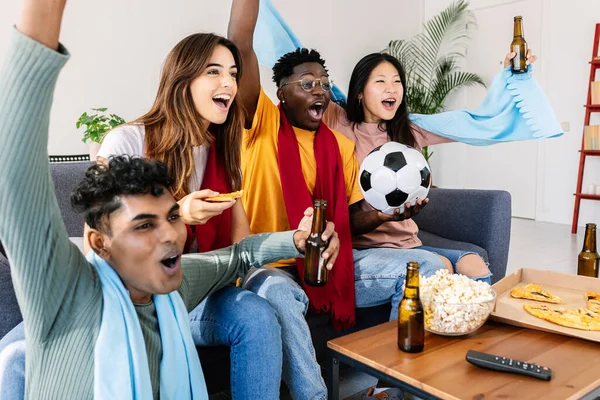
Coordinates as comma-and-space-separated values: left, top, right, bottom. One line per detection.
253, 0, 563, 144
88, 251, 207, 399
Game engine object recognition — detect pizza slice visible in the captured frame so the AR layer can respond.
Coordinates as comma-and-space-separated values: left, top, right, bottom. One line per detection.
205, 190, 244, 202
571, 308, 600, 331
586, 292, 600, 312
524, 304, 600, 331
586, 310, 600, 331
523, 304, 590, 330
510, 283, 563, 304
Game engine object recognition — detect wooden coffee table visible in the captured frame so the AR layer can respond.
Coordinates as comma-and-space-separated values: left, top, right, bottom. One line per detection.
327, 321, 600, 400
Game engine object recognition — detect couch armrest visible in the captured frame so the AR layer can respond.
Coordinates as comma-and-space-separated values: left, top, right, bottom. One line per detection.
412, 188, 512, 281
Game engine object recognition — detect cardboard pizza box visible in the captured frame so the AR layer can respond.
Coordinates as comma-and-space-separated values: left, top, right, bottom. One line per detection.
490, 268, 600, 343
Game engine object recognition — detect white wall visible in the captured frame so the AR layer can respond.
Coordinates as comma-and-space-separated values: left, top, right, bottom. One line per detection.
0, 0, 421, 155
1, 0, 598, 228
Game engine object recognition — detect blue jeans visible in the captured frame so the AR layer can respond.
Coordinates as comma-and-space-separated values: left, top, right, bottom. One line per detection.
242, 267, 327, 400
188, 286, 282, 399
353, 247, 447, 320
0, 286, 283, 400
416, 246, 493, 285
0, 322, 25, 400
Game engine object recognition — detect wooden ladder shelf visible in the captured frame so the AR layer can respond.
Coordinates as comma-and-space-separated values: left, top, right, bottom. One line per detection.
572, 23, 600, 234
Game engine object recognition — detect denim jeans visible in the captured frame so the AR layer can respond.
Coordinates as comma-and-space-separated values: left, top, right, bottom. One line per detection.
0, 286, 283, 400
353, 247, 447, 320
416, 245, 493, 285
188, 286, 282, 399
0, 321, 25, 400
241, 267, 327, 400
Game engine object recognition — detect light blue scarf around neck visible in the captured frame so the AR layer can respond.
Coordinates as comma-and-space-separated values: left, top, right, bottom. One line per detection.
253, 0, 563, 144
87, 250, 207, 400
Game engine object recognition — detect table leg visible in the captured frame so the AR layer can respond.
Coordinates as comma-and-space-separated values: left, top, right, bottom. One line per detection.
327, 349, 340, 400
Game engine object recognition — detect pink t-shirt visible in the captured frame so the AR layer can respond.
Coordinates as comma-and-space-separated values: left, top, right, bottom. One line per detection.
323, 103, 452, 249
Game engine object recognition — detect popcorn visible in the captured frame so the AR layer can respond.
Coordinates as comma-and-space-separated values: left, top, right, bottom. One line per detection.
418, 270, 495, 335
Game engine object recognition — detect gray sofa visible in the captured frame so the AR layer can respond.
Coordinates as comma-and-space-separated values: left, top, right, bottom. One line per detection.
0, 160, 511, 393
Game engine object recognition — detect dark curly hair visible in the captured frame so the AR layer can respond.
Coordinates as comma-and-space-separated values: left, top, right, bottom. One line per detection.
71, 156, 173, 234
272, 48, 328, 87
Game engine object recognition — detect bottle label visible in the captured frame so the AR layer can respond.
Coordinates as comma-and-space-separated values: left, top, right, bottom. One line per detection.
512, 45, 521, 69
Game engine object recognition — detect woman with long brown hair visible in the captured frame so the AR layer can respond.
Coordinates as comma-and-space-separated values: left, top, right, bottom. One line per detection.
97, 33, 284, 398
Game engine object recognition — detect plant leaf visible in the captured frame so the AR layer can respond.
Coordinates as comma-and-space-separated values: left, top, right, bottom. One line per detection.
430, 71, 485, 108
384, 0, 485, 118
76, 108, 125, 143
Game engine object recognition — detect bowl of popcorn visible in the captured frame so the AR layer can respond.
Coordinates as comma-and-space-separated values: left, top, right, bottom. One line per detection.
420, 270, 496, 336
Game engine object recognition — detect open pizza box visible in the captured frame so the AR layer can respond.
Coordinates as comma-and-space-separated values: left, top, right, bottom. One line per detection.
490, 268, 600, 343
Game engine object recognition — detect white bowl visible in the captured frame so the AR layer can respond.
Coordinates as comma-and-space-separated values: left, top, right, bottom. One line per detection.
423, 289, 496, 336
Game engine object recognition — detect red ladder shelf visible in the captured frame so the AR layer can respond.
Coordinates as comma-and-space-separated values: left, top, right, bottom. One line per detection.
572, 23, 600, 234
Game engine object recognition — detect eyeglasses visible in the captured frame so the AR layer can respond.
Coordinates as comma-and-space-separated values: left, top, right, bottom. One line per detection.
280, 77, 333, 92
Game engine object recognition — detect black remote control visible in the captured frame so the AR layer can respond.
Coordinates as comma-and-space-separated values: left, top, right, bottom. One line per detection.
465, 350, 552, 381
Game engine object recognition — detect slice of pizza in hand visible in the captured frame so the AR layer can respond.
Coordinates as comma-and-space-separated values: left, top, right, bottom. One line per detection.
510, 283, 563, 303
586, 292, 600, 312
205, 190, 244, 202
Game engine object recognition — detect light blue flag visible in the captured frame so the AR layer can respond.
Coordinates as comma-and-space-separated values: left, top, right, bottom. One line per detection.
408, 65, 563, 145
253, 0, 563, 144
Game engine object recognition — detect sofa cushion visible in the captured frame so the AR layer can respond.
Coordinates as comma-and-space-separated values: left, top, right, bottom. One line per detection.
0, 253, 22, 339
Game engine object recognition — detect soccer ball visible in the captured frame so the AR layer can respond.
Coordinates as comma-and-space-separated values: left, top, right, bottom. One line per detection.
359, 142, 432, 215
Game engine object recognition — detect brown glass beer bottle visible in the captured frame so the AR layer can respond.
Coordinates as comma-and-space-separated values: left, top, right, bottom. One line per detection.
398, 262, 424, 353
578, 223, 599, 278
304, 200, 328, 286
511, 16, 528, 73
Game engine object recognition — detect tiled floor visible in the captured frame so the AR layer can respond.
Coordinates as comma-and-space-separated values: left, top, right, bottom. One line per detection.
209, 218, 590, 400
506, 218, 585, 276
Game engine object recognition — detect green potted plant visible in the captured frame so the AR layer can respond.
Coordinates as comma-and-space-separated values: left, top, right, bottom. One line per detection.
385, 0, 485, 164
76, 107, 125, 160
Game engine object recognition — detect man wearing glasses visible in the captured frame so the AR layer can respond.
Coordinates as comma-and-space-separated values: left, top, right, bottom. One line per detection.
226, 0, 429, 398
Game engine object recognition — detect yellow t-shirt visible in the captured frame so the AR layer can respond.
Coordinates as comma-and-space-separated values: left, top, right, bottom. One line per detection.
241, 89, 364, 266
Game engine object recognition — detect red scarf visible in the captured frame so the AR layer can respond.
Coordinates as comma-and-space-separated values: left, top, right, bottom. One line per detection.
277, 105, 355, 330
184, 138, 232, 253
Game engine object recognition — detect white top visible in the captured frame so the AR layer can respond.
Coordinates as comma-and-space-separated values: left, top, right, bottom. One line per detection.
98, 124, 209, 191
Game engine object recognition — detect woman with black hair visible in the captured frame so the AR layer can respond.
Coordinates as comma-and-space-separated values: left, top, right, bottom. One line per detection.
324, 50, 535, 284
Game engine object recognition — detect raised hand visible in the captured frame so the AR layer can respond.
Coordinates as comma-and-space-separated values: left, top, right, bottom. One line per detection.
228, 0, 261, 127
18, 0, 68, 50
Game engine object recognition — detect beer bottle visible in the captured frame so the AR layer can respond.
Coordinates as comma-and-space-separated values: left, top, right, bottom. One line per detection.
578, 223, 599, 278
303, 199, 328, 286
510, 16, 528, 73
398, 262, 424, 353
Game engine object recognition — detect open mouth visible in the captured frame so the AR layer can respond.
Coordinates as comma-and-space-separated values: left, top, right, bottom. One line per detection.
308, 101, 325, 120
213, 94, 231, 111
382, 98, 397, 110
160, 255, 180, 269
